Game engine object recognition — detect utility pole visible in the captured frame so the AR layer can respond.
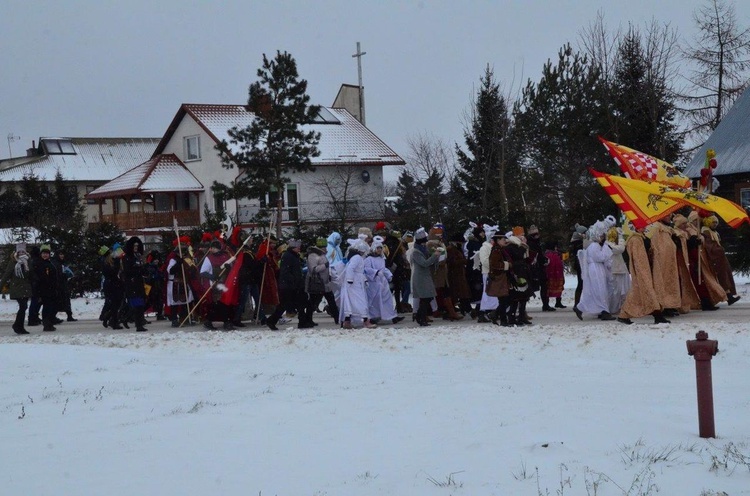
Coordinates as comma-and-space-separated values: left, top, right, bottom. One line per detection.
352, 42, 366, 126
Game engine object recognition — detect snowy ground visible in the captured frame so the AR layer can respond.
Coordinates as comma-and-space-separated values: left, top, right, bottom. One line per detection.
2, 276, 750, 495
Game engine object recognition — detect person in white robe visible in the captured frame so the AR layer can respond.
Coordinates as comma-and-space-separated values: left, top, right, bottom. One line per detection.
477, 224, 499, 322
576, 221, 615, 320
364, 236, 402, 325
339, 238, 376, 329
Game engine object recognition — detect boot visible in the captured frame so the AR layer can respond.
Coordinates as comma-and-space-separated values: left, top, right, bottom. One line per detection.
728, 295, 741, 306
554, 298, 567, 309
542, 305, 556, 312
477, 311, 490, 323
13, 323, 29, 335
701, 298, 719, 311
442, 297, 463, 321
653, 312, 671, 324
363, 319, 377, 329
342, 319, 352, 329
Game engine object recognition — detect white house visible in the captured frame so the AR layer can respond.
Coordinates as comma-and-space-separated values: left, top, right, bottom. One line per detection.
87, 99, 405, 232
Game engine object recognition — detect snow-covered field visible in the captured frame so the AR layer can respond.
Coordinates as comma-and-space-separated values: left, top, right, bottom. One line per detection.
2, 275, 750, 495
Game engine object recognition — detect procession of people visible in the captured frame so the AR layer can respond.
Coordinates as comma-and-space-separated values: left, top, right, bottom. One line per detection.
2, 206, 743, 334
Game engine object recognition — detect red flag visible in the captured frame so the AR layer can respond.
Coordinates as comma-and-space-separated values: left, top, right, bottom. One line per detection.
598, 137, 691, 188
219, 250, 244, 306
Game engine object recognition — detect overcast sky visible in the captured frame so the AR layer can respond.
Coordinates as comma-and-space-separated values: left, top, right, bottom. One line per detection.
2, 0, 749, 183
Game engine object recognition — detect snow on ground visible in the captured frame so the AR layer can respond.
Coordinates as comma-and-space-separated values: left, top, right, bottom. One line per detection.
1, 275, 750, 495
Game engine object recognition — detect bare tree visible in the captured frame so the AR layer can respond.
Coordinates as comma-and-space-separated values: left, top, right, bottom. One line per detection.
404, 132, 456, 183
679, 0, 750, 145
311, 164, 382, 232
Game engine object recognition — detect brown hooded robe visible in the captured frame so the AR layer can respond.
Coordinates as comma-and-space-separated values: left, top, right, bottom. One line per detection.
619, 233, 661, 319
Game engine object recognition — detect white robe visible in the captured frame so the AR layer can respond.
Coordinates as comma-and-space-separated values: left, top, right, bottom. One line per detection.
338, 254, 369, 321
166, 258, 194, 306
364, 254, 396, 321
607, 239, 631, 314
577, 242, 613, 316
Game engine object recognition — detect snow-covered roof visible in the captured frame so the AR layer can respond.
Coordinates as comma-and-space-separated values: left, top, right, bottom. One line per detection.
684, 86, 750, 178
0, 137, 160, 182
86, 154, 204, 199
154, 104, 405, 166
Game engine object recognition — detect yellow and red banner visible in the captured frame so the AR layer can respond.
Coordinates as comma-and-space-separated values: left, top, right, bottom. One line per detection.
598, 137, 692, 189
590, 169, 749, 229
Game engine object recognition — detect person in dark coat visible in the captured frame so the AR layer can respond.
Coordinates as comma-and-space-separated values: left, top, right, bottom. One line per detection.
26, 245, 43, 326
409, 228, 441, 326
32, 244, 59, 331
446, 233, 472, 315
305, 238, 339, 325
51, 248, 77, 322
1, 243, 33, 334
100, 244, 125, 330
526, 225, 551, 311
464, 225, 485, 318
267, 239, 309, 330
145, 250, 165, 321
121, 236, 149, 332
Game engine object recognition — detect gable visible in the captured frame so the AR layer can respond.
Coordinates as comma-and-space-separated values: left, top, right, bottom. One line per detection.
154, 104, 405, 167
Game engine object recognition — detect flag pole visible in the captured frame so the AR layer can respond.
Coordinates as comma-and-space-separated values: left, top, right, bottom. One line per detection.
173, 217, 192, 325
255, 214, 277, 323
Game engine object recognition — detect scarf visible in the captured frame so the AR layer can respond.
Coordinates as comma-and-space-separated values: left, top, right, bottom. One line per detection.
14, 252, 29, 278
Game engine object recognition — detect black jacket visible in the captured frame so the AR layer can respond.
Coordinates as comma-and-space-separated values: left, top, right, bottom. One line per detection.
277, 249, 304, 291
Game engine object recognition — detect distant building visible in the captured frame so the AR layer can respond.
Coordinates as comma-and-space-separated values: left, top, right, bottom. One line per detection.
87, 90, 404, 233
684, 85, 750, 211
0, 137, 160, 226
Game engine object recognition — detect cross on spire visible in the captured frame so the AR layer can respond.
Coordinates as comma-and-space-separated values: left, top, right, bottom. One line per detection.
352, 42, 366, 125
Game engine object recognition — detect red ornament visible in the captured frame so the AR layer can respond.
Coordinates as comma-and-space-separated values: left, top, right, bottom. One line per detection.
709, 158, 717, 169
700, 168, 710, 178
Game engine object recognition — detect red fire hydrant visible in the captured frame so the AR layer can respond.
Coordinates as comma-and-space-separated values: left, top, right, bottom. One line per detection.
686, 330, 719, 438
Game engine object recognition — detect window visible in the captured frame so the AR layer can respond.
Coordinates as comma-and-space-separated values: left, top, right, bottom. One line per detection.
741, 188, 750, 211
86, 185, 97, 204
267, 183, 299, 221
184, 135, 201, 161
42, 138, 76, 155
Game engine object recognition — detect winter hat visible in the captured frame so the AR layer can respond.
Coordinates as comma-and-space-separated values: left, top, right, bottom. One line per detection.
428, 225, 443, 240
358, 227, 372, 239
402, 230, 414, 242
414, 227, 428, 243
210, 240, 222, 250
15, 242, 27, 254
603, 215, 617, 229
374, 221, 387, 233
512, 225, 525, 237
288, 239, 302, 249
315, 237, 327, 248
40, 244, 51, 253
527, 225, 539, 236
98, 245, 110, 256
370, 236, 385, 252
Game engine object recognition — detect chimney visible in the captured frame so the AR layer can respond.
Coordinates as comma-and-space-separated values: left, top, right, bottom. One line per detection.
26, 140, 37, 157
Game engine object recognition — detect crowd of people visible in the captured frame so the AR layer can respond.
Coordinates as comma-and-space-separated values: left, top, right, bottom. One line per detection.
2, 208, 743, 335
1, 243, 78, 334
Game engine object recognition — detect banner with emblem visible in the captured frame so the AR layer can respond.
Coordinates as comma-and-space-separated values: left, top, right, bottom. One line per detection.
598, 137, 692, 189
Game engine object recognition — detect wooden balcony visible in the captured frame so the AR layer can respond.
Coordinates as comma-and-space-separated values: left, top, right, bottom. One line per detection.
100, 210, 200, 230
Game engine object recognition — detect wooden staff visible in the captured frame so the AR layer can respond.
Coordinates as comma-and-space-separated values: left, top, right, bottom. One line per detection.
255, 215, 277, 323
173, 217, 192, 325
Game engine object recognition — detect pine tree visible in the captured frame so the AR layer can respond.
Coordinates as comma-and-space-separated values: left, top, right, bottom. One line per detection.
455, 66, 514, 222
513, 44, 613, 239
216, 51, 321, 237
611, 28, 682, 162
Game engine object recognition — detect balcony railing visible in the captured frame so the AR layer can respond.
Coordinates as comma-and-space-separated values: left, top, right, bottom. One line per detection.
238, 200, 385, 224
100, 210, 200, 230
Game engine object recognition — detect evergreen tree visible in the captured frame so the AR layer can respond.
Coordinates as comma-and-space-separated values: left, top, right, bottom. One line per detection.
513, 44, 614, 240
611, 28, 682, 162
216, 51, 321, 238
455, 66, 514, 222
